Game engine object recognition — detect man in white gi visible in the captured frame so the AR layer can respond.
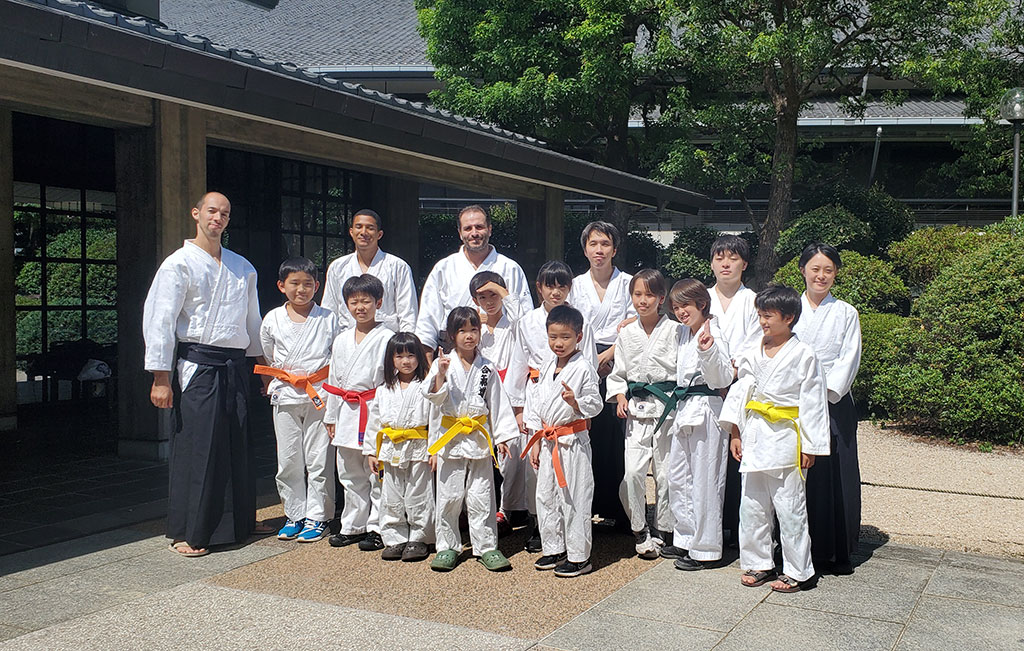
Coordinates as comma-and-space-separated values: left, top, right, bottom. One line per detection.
415, 204, 533, 353
322, 209, 418, 333
144, 191, 263, 557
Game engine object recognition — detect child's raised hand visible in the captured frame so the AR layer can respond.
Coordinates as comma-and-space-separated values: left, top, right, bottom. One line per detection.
437, 355, 450, 378
615, 394, 629, 419
368, 455, 379, 474
479, 280, 509, 299
697, 320, 714, 351
560, 381, 579, 411
496, 442, 511, 459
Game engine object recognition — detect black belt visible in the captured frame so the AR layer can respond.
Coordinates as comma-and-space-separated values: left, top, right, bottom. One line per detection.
177, 342, 246, 366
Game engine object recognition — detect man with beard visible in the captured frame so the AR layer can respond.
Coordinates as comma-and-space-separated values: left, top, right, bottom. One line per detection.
415, 205, 533, 355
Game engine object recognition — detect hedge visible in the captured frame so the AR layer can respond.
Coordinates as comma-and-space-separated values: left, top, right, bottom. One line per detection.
773, 250, 910, 315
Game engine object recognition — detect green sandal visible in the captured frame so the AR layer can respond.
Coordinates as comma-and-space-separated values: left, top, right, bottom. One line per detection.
430, 549, 460, 572
477, 549, 512, 572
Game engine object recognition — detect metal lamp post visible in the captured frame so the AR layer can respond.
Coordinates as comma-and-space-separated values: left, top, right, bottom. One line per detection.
999, 88, 1024, 218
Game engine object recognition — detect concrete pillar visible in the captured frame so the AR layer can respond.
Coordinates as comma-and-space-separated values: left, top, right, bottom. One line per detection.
370, 175, 420, 280
0, 108, 15, 431
517, 187, 564, 288
115, 101, 206, 460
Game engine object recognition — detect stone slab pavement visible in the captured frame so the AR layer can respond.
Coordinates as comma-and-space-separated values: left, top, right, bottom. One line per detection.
1, 524, 1021, 650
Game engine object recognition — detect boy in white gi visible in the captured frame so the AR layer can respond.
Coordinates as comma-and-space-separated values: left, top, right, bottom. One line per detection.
256, 258, 339, 543
607, 269, 678, 558
364, 332, 435, 562
508, 260, 597, 552
523, 305, 604, 577
323, 274, 395, 551
720, 285, 830, 593
471, 271, 528, 533
660, 279, 735, 570
424, 307, 518, 572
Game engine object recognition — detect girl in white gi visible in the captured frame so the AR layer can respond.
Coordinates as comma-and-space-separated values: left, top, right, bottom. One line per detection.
323, 274, 395, 552
470, 271, 528, 533
661, 279, 736, 570
523, 306, 604, 577
424, 307, 518, 572
720, 285, 830, 593
364, 333, 435, 562
607, 269, 679, 558
508, 261, 597, 553
257, 258, 339, 543
791, 243, 862, 575
708, 234, 761, 549
567, 221, 635, 528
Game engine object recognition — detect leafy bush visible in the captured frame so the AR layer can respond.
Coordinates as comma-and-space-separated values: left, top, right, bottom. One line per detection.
870, 238, 1024, 443
854, 312, 906, 411
773, 250, 910, 314
776, 204, 873, 264
800, 184, 914, 254
887, 226, 1005, 290
663, 226, 717, 282
622, 227, 665, 274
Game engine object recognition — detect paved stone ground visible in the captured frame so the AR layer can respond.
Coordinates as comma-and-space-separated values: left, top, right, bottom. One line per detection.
0, 524, 1021, 650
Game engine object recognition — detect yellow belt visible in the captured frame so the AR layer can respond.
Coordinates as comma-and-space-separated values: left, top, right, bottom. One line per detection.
428, 415, 497, 467
744, 401, 805, 480
375, 425, 429, 459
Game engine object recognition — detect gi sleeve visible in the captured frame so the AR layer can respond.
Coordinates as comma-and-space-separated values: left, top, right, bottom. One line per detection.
574, 361, 605, 420
580, 323, 599, 369
486, 366, 520, 446
605, 332, 628, 402
142, 259, 189, 372
244, 271, 263, 357
505, 321, 530, 407
798, 353, 831, 456
826, 307, 862, 403
719, 374, 755, 433
363, 395, 382, 457
394, 258, 419, 333
697, 321, 736, 390
321, 261, 343, 317
508, 263, 534, 317
324, 335, 343, 425
415, 265, 445, 350
259, 313, 276, 362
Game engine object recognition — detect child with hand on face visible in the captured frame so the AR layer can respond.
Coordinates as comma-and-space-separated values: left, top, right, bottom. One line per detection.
522, 305, 604, 578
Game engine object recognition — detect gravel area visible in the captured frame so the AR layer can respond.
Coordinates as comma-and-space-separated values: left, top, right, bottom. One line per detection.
858, 422, 1024, 558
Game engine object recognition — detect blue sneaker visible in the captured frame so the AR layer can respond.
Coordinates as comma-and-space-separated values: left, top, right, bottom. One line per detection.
277, 518, 304, 540
296, 520, 327, 543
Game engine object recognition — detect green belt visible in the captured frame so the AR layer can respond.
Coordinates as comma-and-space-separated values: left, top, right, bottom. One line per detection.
626, 380, 719, 431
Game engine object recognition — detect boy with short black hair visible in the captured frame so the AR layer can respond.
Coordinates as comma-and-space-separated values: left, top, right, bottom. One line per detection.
523, 305, 604, 577
720, 285, 830, 593
508, 260, 597, 552
257, 257, 340, 543
323, 274, 395, 551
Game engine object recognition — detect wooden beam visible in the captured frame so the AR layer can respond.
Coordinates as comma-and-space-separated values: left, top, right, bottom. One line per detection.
156, 101, 206, 256
205, 112, 546, 201
0, 108, 15, 430
544, 187, 564, 263
0, 62, 153, 128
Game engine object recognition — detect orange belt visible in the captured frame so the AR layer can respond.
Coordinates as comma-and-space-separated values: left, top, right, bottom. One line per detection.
528, 367, 540, 383
253, 365, 330, 409
322, 384, 376, 445
520, 419, 588, 488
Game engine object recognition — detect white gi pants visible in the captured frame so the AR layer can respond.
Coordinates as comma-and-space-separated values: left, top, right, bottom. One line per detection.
619, 418, 674, 534
380, 461, 435, 546
740, 468, 815, 582
499, 432, 530, 513
668, 416, 729, 561
335, 446, 380, 535
435, 455, 498, 555
536, 436, 594, 563
274, 403, 335, 522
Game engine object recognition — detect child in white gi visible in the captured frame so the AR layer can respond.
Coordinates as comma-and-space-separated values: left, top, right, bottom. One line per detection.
508, 260, 597, 553
424, 307, 518, 572
607, 269, 678, 558
364, 332, 435, 562
661, 279, 735, 570
471, 271, 528, 533
257, 257, 339, 543
323, 274, 395, 552
720, 285, 830, 593
523, 305, 604, 577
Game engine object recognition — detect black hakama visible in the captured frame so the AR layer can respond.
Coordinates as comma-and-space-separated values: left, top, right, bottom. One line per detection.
168, 343, 255, 549
590, 344, 629, 526
806, 392, 861, 570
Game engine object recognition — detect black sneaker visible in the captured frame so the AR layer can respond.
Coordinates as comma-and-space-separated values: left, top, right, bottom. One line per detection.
534, 552, 568, 571
674, 555, 706, 571
381, 543, 406, 560
401, 541, 430, 562
358, 531, 384, 551
554, 559, 593, 578
328, 532, 366, 547
525, 527, 543, 553
659, 545, 688, 560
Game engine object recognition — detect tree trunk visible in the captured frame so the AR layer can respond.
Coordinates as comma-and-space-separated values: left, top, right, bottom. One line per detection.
753, 103, 800, 288
604, 199, 637, 269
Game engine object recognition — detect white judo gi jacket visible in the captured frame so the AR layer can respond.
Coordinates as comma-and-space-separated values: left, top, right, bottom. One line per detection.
524, 352, 605, 449
259, 304, 339, 406
567, 268, 636, 347
606, 315, 680, 422
363, 379, 433, 467
324, 323, 395, 449
321, 249, 418, 333
671, 319, 735, 430
507, 305, 598, 408
479, 296, 528, 379
793, 293, 862, 404
708, 284, 761, 361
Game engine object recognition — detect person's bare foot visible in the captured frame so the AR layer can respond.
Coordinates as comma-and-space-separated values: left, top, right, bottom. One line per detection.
168, 541, 209, 557
252, 521, 276, 535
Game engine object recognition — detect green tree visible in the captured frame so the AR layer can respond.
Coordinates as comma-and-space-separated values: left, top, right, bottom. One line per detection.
655, 0, 1002, 285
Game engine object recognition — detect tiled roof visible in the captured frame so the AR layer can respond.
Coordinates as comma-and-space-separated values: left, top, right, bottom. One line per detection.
158, 0, 429, 68
801, 98, 970, 119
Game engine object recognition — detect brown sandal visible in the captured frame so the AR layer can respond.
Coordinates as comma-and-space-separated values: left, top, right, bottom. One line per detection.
740, 569, 777, 587
770, 574, 803, 593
